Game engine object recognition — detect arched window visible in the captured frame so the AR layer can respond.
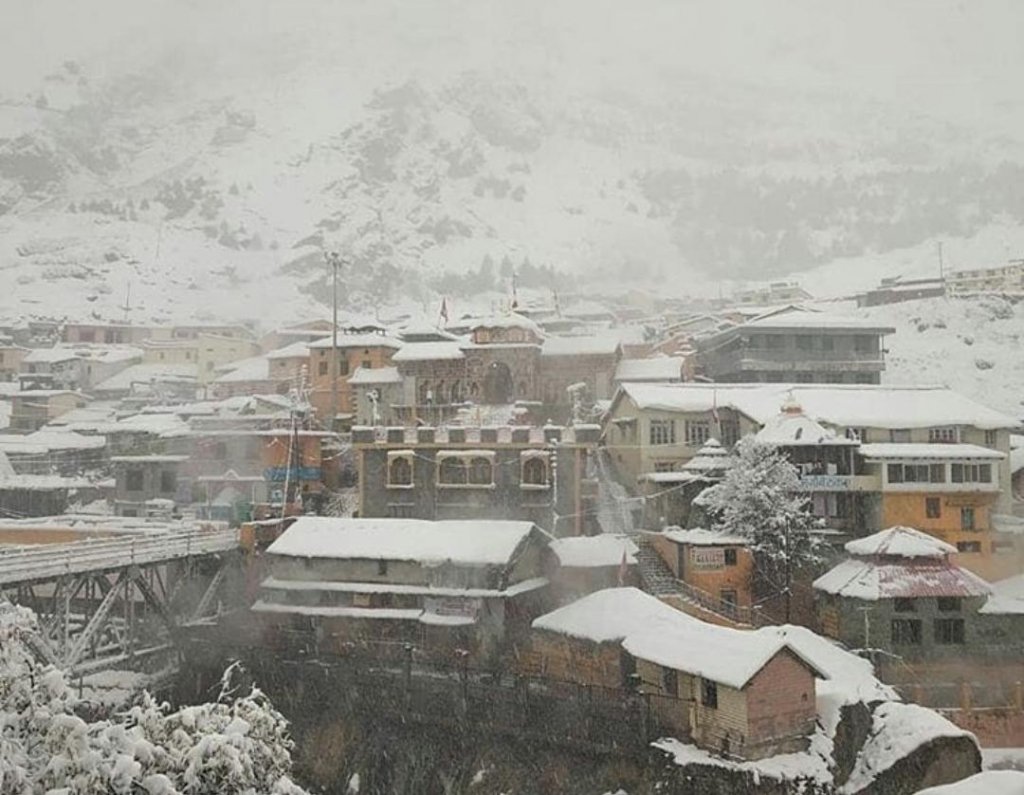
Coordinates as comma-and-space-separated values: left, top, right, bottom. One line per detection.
450, 380, 462, 403
470, 382, 480, 397
418, 380, 431, 404
388, 456, 412, 487
468, 457, 493, 485
439, 457, 467, 485
522, 456, 548, 486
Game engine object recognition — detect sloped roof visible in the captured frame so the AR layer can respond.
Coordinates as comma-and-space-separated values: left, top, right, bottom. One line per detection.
348, 366, 402, 385
813, 557, 991, 600
549, 534, 638, 568
391, 342, 465, 362
613, 383, 1018, 431
541, 334, 621, 357
614, 357, 684, 382
979, 572, 1024, 615
755, 403, 857, 447
267, 517, 538, 566
845, 526, 956, 559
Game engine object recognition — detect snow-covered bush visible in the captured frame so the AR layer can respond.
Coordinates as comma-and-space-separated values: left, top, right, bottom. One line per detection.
0, 600, 308, 795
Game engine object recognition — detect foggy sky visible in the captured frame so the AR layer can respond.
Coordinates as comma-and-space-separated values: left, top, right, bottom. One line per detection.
3, 0, 1024, 134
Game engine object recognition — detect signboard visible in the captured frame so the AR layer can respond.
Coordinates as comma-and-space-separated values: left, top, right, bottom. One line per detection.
690, 547, 726, 570
263, 466, 322, 482
423, 596, 482, 620
797, 475, 851, 492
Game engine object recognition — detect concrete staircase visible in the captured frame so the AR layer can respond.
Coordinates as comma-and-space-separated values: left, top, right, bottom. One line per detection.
634, 537, 762, 628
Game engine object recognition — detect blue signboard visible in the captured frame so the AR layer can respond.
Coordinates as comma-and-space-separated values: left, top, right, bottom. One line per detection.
263, 467, 322, 482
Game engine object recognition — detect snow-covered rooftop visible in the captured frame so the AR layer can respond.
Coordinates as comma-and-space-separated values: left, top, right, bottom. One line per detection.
979, 572, 1024, 615
916, 772, 1024, 795
264, 340, 310, 359
391, 341, 465, 362
531, 586, 691, 644
308, 332, 402, 350
548, 534, 638, 568
680, 438, 731, 475
845, 526, 957, 559
348, 366, 403, 385
267, 517, 539, 566
541, 334, 621, 357
756, 404, 857, 447
813, 554, 992, 601
661, 527, 747, 546
92, 363, 196, 392
614, 356, 684, 382
615, 383, 1019, 431
214, 356, 271, 383
739, 313, 896, 332
859, 443, 1005, 460
467, 312, 545, 337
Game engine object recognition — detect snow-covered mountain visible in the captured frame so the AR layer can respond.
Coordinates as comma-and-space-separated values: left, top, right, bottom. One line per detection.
3, 0, 1024, 327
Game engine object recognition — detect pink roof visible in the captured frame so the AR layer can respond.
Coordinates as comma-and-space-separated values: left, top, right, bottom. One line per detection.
814, 558, 992, 600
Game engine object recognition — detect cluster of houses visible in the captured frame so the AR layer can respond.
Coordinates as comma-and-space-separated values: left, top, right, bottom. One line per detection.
1, 291, 1023, 761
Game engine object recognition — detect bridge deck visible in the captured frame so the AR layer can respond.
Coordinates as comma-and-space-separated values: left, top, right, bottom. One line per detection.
0, 528, 240, 586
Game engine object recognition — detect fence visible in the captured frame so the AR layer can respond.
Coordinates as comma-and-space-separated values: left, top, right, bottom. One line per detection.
0, 527, 240, 586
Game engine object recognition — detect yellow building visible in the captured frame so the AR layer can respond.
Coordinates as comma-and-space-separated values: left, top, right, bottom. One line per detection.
308, 331, 402, 423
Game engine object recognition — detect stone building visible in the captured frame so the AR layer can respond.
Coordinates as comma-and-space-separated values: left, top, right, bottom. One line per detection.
694, 312, 895, 385
528, 588, 824, 759
352, 423, 600, 536
110, 454, 188, 516
253, 517, 551, 660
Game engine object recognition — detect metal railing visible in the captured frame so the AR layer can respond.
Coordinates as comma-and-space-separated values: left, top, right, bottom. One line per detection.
0, 527, 240, 585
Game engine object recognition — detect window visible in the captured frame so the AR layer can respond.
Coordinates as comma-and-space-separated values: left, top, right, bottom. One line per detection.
925, 497, 941, 519
957, 541, 981, 553
701, 679, 718, 709
720, 589, 738, 617
937, 597, 961, 612
820, 337, 835, 352
854, 335, 876, 354
522, 455, 548, 486
685, 420, 710, 446
719, 420, 740, 447
951, 463, 992, 484
846, 427, 867, 442
934, 618, 965, 645
388, 456, 413, 487
159, 470, 177, 494
467, 457, 493, 485
338, 358, 349, 376
125, 470, 144, 491
891, 619, 922, 645
888, 463, 944, 484
796, 336, 813, 351
985, 429, 998, 447
650, 419, 676, 446
894, 598, 916, 613
377, 559, 388, 576
318, 361, 328, 376
654, 462, 675, 473
723, 548, 738, 566
438, 457, 467, 485
889, 429, 912, 443
960, 506, 976, 531
661, 668, 678, 695
929, 426, 958, 443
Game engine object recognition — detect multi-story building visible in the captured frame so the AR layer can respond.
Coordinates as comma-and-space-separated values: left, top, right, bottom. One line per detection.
352, 423, 600, 536
946, 259, 1024, 297
694, 312, 895, 385
0, 344, 29, 382
308, 330, 403, 423
9, 390, 88, 432
603, 382, 1021, 576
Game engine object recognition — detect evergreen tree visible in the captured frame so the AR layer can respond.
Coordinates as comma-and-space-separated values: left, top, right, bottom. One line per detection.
697, 436, 824, 620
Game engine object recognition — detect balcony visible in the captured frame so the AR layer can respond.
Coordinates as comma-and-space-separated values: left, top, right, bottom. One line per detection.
713, 348, 885, 375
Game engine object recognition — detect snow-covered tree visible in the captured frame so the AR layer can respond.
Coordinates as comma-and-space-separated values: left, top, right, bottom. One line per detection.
697, 435, 825, 618
0, 600, 309, 795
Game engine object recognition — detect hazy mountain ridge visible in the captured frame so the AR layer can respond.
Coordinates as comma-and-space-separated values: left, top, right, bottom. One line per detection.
2, 30, 1024, 324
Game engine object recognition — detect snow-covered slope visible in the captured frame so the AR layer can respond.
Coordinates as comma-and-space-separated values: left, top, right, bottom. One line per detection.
2, 1, 1024, 327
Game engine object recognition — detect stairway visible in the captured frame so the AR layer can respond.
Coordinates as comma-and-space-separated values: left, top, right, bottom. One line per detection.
634, 537, 759, 628
634, 539, 687, 597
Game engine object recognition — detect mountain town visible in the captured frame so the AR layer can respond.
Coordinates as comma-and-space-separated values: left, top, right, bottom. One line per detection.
0, 270, 1023, 793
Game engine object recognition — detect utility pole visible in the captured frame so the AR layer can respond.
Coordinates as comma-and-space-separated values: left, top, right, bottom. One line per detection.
325, 251, 342, 431
937, 241, 944, 281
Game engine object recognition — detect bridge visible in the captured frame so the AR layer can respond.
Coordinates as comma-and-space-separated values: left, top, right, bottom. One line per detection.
0, 526, 243, 677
